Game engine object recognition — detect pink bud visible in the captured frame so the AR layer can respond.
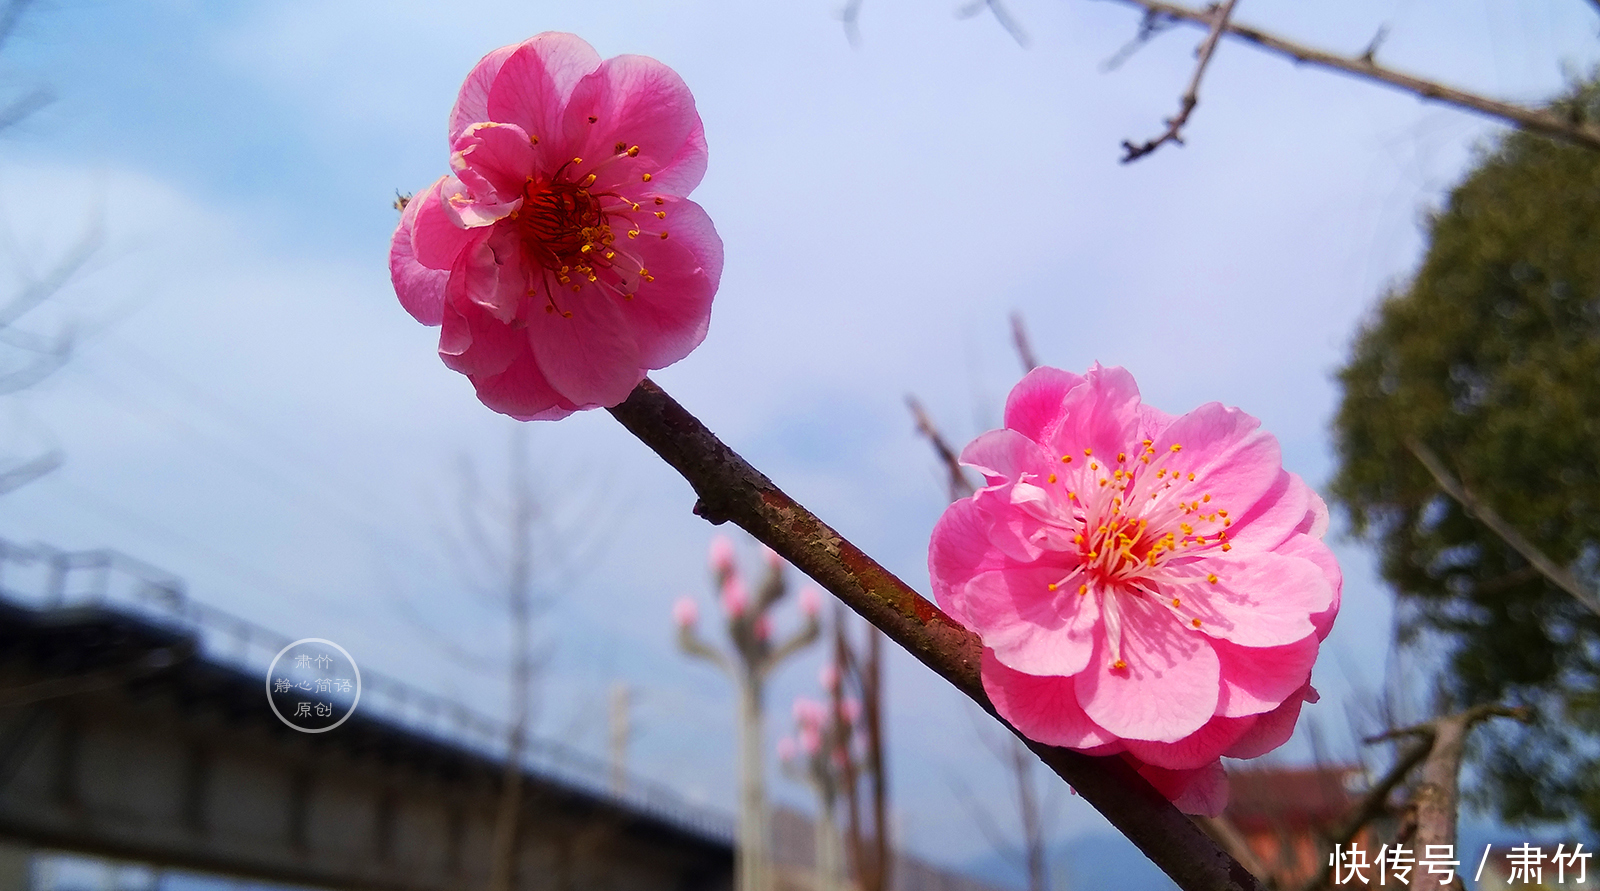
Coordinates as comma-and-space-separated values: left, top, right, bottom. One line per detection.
819, 662, 840, 692
841, 697, 862, 726
800, 725, 822, 755
792, 697, 825, 726
799, 586, 822, 619
720, 577, 748, 618
777, 737, 797, 763
709, 535, 736, 575
754, 615, 771, 642
672, 597, 699, 628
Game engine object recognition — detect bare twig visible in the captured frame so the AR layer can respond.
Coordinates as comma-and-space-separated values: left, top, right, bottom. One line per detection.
1293, 738, 1432, 891
957, 0, 1029, 47
1104, 0, 1600, 154
840, 0, 865, 46
907, 395, 976, 501
1121, 0, 1240, 162
1406, 438, 1600, 620
1101, 9, 1177, 72
608, 378, 1267, 891
1010, 312, 1039, 372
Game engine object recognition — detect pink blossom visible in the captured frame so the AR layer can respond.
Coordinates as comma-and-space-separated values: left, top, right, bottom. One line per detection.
720, 576, 748, 618
753, 615, 772, 642
390, 33, 723, 420
819, 662, 841, 692
792, 697, 826, 727
839, 697, 862, 726
928, 365, 1340, 815
709, 535, 737, 577
672, 596, 698, 628
798, 586, 822, 619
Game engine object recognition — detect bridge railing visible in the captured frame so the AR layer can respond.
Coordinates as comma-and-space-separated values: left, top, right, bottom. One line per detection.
0, 538, 736, 845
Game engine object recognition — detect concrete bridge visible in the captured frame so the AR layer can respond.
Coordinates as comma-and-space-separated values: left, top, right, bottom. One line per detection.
0, 541, 734, 891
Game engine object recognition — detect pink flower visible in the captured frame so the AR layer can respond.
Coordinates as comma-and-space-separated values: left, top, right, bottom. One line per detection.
720, 576, 748, 618
672, 596, 698, 628
819, 662, 841, 692
709, 535, 737, 577
798, 586, 822, 619
390, 33, 723, 420
928, 365, 1340, 815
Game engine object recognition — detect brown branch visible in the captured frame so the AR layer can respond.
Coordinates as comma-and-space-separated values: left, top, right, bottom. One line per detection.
1195, 816, 1269, 885
906, 395, 977, 501
1010, 312, 1039, 372
609, 378, 1267, 891
1105, 0, 1600, 154
1293, 737, 1432, 891
1121, 0, 1240, 162
1406, 438, 1600, 620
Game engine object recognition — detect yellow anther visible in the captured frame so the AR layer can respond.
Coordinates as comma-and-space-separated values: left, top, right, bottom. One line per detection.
1098, 479, 1109, 488
1117, 452, 1126, 463
627, 145, 640, 157
1191, 618, 1202, 628
628, 229, 640, 238
654, 196, 665, 205
1170, 443, 1183, 452
1048, 583, 1058, 591
1112, 659, 1127, 670
582, 173, 597, 186
642, 173, 653, 182
1062, 455, 1073, 463
1203, 494, 1212, 503
572, 157, 583, 165
1048, 473, 1058, 484
1221, 543, 1232, 552
580, 244, 592, 253
1079, 584, 1089, 595
1218, 509, 1229, 517
1087, 551, 1098, 559
654, 211, 666, 220
1188, 472, 1196, 481
1171, 598, 1181, 607
1084, 447, 1093, 456
1090, 462, 1099, 470
659, 231, 670, 240
1207, 573, 1218, 584
529, 135, 539, 145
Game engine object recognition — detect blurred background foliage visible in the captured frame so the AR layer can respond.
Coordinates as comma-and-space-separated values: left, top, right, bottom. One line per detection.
1333, 76, 1600, 832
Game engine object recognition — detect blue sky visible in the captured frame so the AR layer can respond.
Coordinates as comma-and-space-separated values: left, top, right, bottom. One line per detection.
1, 0, 1596, 883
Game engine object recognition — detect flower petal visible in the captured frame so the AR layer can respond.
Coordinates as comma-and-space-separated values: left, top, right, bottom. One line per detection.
613, 197, 721, 369
1075, 598, 1221, 743
961, 428, 1050, 486
439, 289, 521, 379
527, 283, 644, 407
449, 121, 535, 224
1223, 684, 1315, 759
411, 176, 482, 270
1124, 713, 1255, 770
391, 184, 448, 325
564, 54, 708, 197
1179, 552, 1331, 648
1044, 364, 1143, 460
1275, 533, 1342, 641
1213, 634, 1318, 717
1003, 366, 1086, 443
982, 650, 1118, 749
1152, 402, 1283, 527
962, 564, 1099, 677
1132, 757, 1228, 817
1222, 470, 1310, 555
471, 338, 579, 422
930, 496, 1017, 623
485, 33, 603, 162
450, 44, 517, 141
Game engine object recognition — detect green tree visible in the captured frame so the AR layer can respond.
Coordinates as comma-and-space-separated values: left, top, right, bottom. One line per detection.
1332, 80, 1600, 830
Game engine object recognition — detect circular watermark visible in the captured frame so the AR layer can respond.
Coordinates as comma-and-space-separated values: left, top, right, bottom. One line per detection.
265, 638, 362, 733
